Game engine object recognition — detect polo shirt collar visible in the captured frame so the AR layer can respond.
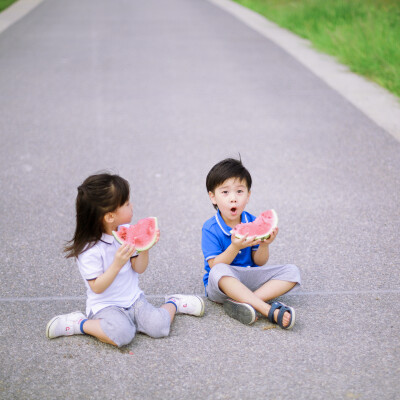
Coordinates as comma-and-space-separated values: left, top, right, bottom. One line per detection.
215, 210, 249, 236
100, 232, 114, 244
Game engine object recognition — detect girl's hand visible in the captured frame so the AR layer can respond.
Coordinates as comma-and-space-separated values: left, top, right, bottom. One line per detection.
114, 243, 136, 269
154, 229, 160, 244
144, 229, 160, 251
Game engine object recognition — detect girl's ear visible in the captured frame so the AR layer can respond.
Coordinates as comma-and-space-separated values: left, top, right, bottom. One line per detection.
208, 191, 217, 206
103, 212, 115, 224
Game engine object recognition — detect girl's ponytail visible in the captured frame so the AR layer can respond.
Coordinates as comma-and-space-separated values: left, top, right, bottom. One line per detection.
64, 173, 130, 258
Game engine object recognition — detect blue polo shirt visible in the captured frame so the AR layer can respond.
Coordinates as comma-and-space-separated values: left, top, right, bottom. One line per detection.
201, 210, 259, 288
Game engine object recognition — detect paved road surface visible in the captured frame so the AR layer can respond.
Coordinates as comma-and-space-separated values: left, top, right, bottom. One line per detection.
1, 0, 399, 399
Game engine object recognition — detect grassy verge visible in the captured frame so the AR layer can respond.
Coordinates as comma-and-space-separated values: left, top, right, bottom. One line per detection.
0, 0, 18, 13
232, 0, 400, 98
0, 0, 18, 12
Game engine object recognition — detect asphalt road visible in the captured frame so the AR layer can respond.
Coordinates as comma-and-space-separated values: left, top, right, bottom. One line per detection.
1, 0, 399, 399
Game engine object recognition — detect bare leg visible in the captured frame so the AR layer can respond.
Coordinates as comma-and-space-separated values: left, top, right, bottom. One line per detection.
219, 276, 270, 315
254, 279, 296, 302
161, 303, 177, 322
219, 276, 295, 327
82, 320, 118, 346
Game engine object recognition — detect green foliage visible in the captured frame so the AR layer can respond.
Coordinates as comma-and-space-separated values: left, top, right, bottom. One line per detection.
233, 0, 400, 98
0, 0, 18, 13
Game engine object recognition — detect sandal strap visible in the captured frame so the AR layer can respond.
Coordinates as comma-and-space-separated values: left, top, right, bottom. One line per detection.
267, 301, 283, 323
277, 305, 292, 329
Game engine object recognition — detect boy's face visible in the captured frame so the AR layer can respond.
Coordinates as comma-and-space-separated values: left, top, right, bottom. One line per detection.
209, 178, 250, 226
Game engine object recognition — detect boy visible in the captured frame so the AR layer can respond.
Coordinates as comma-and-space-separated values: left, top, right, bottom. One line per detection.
201, 158, 300, 328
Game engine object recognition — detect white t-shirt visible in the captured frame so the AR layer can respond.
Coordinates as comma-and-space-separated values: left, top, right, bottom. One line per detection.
77, 232, 143, 316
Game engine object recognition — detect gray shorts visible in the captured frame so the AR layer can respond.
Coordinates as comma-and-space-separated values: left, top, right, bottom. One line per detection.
206, 263, 301, 304
89, 294, 171, 347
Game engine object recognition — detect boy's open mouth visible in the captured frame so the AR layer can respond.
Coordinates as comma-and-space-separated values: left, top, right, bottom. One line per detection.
230, 207, 237, 214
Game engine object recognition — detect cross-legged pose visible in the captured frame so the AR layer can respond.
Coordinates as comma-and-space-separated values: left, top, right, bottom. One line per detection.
202, 158, 300, 328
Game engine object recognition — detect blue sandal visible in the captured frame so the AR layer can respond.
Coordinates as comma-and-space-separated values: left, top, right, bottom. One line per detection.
267, 301, 296, 330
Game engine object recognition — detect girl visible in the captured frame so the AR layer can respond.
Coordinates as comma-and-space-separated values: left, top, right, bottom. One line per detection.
46, 173, 204, 347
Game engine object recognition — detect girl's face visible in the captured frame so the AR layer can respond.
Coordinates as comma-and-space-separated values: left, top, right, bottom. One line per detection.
209, 178, 250, 227
113, 200, 133, 228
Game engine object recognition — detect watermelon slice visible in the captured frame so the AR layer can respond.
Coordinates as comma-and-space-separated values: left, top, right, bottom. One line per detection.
112, 217, 158, 252
231, 209, 278, 240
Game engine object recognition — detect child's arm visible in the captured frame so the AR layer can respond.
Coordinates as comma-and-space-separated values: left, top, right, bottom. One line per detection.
131, 251, 149, 274
130, 229, 160, 274
87, 243, 136, 294
252, 227, 278, 266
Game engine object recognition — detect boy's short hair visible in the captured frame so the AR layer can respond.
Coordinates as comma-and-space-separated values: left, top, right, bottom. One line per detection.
206, 158, 252, 208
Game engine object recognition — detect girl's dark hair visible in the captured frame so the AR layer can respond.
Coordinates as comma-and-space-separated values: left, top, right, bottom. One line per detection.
64, 173, 130, 258
206, 157, 252, 210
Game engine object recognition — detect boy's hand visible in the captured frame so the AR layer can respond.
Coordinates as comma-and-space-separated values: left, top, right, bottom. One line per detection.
231, 234, 262, 249
114, 243, 136, 269
231, 227, 279, 249
259, 227, 279, 245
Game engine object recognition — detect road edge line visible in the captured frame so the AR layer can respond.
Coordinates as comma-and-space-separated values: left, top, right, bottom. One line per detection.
0, 0, 45, 35
207, 0, 400, 142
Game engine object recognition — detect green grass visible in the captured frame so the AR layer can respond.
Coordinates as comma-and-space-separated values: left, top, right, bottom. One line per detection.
232, 0, 400, 98
1, 0, 398, 98
0, 0, 18, 12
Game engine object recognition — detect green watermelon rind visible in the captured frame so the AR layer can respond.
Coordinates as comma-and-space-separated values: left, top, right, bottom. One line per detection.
231, 209, 278, 240
112, 217, 158, 252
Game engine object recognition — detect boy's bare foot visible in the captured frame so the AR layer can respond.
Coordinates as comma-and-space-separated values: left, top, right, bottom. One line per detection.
272, 309, 291, 327
267, 302, 295, 330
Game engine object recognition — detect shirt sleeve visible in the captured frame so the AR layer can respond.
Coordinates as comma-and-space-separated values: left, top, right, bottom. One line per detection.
77, 246, 104, 280
201, 226, 223, 262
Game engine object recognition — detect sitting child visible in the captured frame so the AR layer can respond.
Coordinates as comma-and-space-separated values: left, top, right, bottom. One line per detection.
201, 158, 300, 328
46, 173, 204, 347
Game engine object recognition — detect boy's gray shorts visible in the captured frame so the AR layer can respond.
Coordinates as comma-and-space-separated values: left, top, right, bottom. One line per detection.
89, 294, 171, 348
206, 263, 301, 304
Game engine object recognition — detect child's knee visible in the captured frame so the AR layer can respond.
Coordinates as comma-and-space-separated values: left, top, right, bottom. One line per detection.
284, 264, 301, 287
97, 309, 136, 347
100, 318, 136, 347
287, 264, 301, 277
144, 315, 171, 338
115, 328, 136, 347
210, 263, 225, 272
209, 263, 230, 281
152, 322, 171, 338
136, 306, 171, 338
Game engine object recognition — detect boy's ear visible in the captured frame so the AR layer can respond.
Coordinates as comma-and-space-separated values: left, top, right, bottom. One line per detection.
208, 191, 217, 206
247, 190, 251, 204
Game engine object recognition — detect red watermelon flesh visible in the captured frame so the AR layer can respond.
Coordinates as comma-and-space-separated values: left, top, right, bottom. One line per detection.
112, 217, 158, 251
231, 209, 278, 240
